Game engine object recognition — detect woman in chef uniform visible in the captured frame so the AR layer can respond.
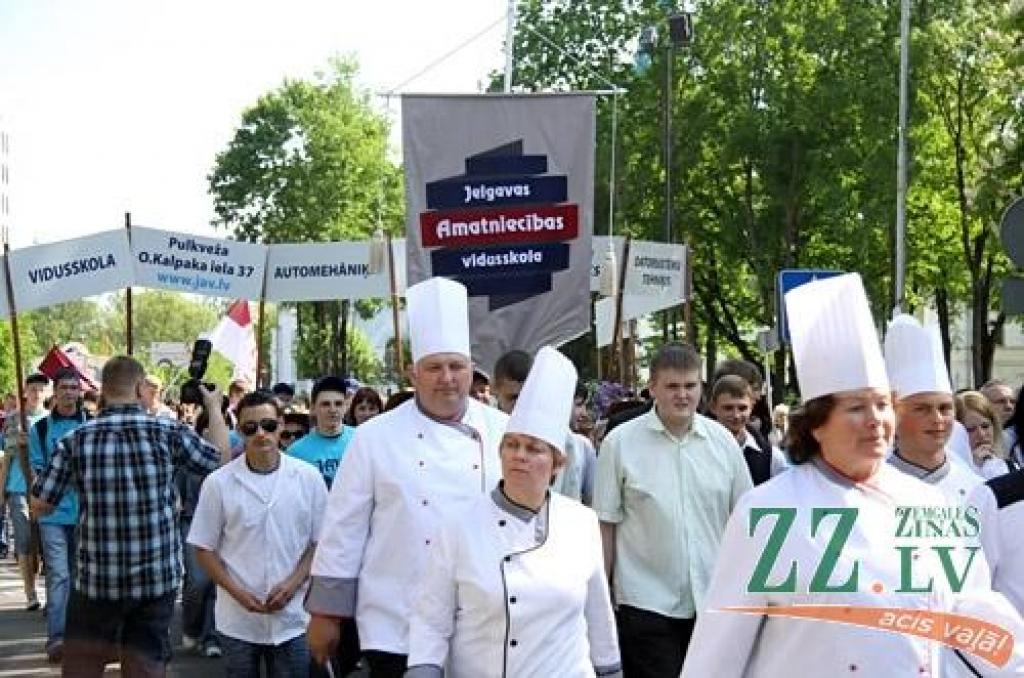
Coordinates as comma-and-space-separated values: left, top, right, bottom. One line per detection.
404, 346, 621, 678
681, 274, 1024, 678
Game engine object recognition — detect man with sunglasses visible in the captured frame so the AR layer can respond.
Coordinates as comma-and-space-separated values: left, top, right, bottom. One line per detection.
188, 390, 328, 676
286, 377, 355, 490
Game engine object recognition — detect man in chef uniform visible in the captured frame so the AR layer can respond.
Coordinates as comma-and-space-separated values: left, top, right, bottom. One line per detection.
884, 314, 984, 502
305, 277, 509, 678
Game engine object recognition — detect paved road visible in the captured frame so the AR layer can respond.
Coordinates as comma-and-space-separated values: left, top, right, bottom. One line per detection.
0, 554, 225, 677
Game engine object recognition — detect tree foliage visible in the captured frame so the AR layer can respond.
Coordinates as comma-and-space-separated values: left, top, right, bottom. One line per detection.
209, 57, 403, 380
505, 0, 1021, 391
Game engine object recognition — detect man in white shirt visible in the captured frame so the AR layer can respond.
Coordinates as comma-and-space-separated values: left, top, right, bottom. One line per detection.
595, 343, 752, 678
305, 278, 508, 678
188, 390, 328, 676
140, 375, 174, 418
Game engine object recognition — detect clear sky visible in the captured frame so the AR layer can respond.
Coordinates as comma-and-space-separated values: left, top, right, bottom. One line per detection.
0, 0, 508, 247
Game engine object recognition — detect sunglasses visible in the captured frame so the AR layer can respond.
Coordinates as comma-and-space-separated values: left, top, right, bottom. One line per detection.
239, 418, 280, 436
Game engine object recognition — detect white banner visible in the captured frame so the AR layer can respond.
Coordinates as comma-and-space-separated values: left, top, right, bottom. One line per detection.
591, 235, 625, 293
8, 230, 133, 312
595, 295, 672, 348
0, 255, 9, 319
403, 93, 595, 374
265, 241, 403, 302
131, 227, 267, 300
624, 240, 687, 300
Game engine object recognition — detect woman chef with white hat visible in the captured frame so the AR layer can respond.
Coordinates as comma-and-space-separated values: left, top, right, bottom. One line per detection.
681, 274, 1024, 677
404, 346, 621, 678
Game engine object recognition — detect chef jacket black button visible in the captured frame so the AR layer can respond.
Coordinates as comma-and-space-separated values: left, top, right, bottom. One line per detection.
417, 433, 424, 439
848, 665, 857, 672
425, 539, 431, 545
473, 464, 480, 470
509, 639, 518, 647
419, 461, 425, 467
504, 556, 511, 562
422, 500, 429, 506
498, 520, 506, 527
509, 596, 517, 604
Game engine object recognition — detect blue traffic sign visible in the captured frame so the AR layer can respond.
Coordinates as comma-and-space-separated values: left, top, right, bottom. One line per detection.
777, 269, 844, 343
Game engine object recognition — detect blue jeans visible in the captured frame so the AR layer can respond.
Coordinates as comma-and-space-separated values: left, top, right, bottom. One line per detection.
219, 633, 310, 678
180, 519, 216, 644
39, 522, 77, 647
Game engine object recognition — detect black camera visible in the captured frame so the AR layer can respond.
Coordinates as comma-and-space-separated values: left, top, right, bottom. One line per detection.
180, 339, 216, 405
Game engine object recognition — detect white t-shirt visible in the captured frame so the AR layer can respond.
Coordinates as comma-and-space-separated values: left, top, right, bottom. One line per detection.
188, 454, 328, 645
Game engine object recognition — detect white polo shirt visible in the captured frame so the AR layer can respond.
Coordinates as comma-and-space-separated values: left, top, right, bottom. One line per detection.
188, 453, 328, 645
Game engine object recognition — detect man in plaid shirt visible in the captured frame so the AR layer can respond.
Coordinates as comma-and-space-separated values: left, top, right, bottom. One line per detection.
30, 356, 231, 677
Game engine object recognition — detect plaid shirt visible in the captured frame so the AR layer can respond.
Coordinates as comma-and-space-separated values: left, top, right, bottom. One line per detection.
31, 403, 220, 600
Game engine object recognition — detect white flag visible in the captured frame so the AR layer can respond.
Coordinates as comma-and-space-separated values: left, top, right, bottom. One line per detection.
209, 300, 257, 385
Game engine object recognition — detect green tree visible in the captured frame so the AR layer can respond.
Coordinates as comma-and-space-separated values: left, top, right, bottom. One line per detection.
0, 316, 41, 393
105, 290, 221, 364
24, 299, 111, 354
209, 57, 403, 378
910, 0, 1023, 383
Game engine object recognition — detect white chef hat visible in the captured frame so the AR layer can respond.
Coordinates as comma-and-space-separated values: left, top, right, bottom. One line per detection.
505, 346, 577, 455
406, 277, 471, 362
785, 273, 889, 403
883, 314, 951, 398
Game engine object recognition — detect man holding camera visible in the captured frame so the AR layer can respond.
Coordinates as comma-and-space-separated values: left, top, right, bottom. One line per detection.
30, 355, 231, 678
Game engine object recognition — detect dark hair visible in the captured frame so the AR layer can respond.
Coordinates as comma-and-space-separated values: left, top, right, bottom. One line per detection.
712, 359, 763, 393
1008, 385, 1024, 457
574, 382, 589, 403
236, 391, 282, 420
53, 367, 80, 385
26, 372, 49, 386
494, 350, 532, 385
343, 387, 384, 426
271, 382, 295, 397
710, 375, 753, 403
384, 390, 415, 411
312, 376, 348, 404
650, 343, 701, 378
786, 395, 837, 464
283, 411, 311, 433
472, 368, 490, 385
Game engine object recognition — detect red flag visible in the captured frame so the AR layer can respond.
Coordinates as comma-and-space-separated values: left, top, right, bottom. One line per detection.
209, 300, 257, 385
37, 345, 99, 392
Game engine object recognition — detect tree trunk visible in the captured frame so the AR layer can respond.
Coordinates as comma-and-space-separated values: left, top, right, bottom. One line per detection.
330, 302, 340, 374
772, 348, 787, 406
340, 299, 350, 377
704, 325, 717, 387
934, 287, 952, 377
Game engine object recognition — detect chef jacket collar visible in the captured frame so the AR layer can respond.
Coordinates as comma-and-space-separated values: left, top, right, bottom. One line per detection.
491, 481, 548, 523
413, 395, 479, 441
888, 448, 951, 483
810, 455, 900, 502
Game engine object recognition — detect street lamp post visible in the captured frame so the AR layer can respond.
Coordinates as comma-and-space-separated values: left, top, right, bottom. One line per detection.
638, 7, 693, 340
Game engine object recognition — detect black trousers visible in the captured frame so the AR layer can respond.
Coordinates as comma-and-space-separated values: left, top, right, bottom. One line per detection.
617, 605, 696, 678
363, 650, 407, 678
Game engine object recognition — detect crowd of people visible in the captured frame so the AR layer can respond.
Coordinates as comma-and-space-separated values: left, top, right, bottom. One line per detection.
1, 274, 1024, 676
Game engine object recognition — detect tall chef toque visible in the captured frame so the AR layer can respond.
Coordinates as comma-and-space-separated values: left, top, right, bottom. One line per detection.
883, 314, 952, 398
406, 277, 471, 362
785, 273, 889, 403
504, 346, 577, 455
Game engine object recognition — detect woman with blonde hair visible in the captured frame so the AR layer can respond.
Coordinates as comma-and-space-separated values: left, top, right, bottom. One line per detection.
955, 390, 1013, 479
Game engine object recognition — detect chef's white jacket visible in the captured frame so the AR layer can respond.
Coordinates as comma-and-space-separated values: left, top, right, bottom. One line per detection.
682, 458, 1024, 677
888, 450, 984, 506
971, 472, 1024, 618
187, 454, 328, 645
307, 397, 508, 654
405, 486, 621, 678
